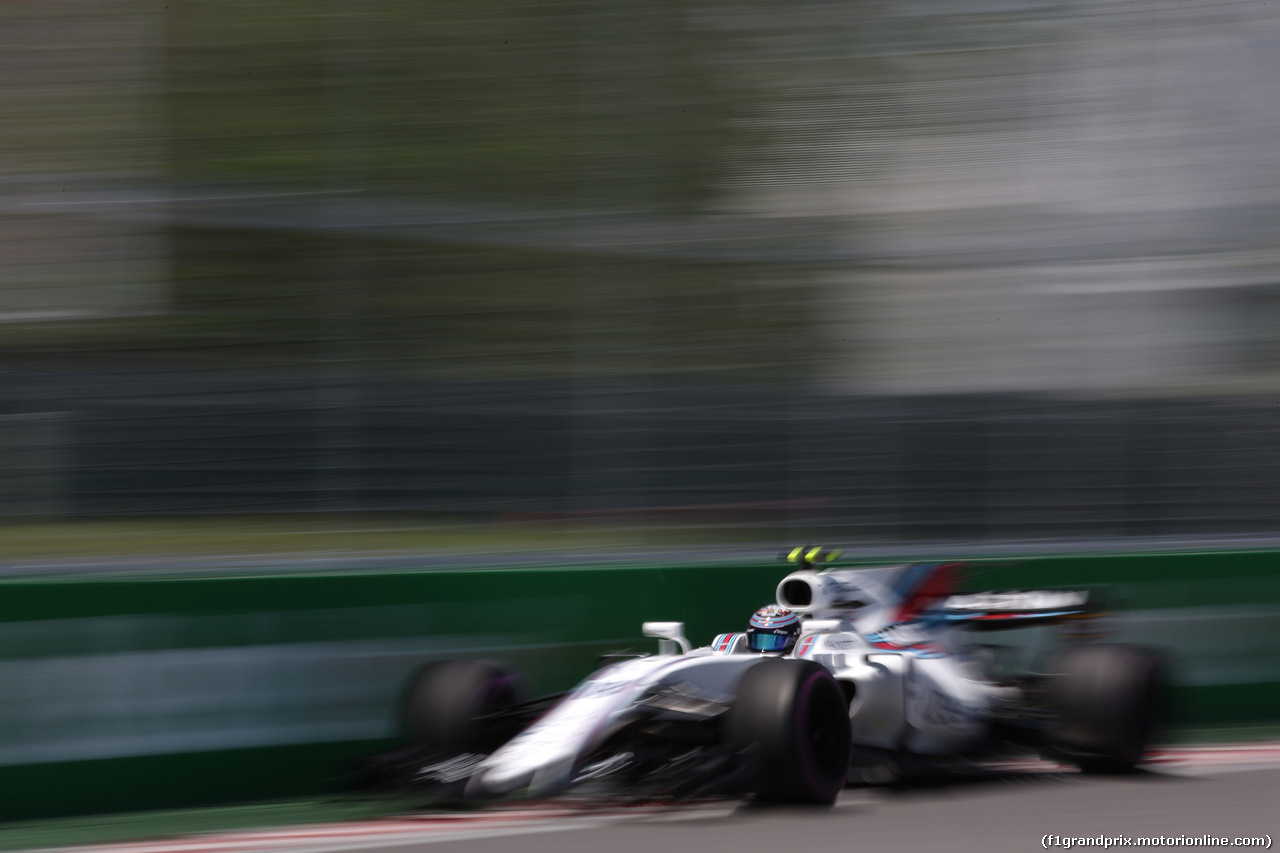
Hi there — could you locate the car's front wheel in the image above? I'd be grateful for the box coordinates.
[400,659,525,756]
[726,659,853,804]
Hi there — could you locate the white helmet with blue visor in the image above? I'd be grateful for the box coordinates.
[746,604,801,654]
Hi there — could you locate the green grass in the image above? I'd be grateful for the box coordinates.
[0,516,793,566]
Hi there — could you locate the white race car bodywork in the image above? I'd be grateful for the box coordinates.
[471,654,761,797]
[469,563,1038,799]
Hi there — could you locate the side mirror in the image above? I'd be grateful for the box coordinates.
[642,621,691,655]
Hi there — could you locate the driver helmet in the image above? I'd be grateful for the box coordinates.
[746,604,801,654]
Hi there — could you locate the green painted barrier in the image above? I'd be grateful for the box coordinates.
[0,563,786,820]
[0,549,1277,821]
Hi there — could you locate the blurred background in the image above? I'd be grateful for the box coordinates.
[4,0,1280,558]
[5,0,1280,827]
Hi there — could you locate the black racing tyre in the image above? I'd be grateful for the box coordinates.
[1046,643,1164,773]
[400,660,524,755]
[726,659,853,805]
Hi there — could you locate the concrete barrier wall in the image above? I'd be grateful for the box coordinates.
[0,550,1277,820]
[0,563,782,820]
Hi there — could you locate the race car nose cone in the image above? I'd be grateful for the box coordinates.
[465,764,535,799]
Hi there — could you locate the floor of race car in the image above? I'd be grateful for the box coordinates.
[12,743,1280,853]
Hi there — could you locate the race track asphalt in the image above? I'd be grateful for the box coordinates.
[56,751,1276,853]
[409,765,1277,853]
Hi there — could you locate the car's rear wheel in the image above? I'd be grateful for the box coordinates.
[1045,643,1163,773]
[727,659,852,804]
[400,660,524,755]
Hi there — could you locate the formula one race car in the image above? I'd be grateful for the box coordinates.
[369,550,1163,805]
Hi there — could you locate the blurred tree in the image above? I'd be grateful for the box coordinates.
[150,0,815,380]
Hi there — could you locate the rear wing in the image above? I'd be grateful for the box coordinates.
[933,589,1095,630]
